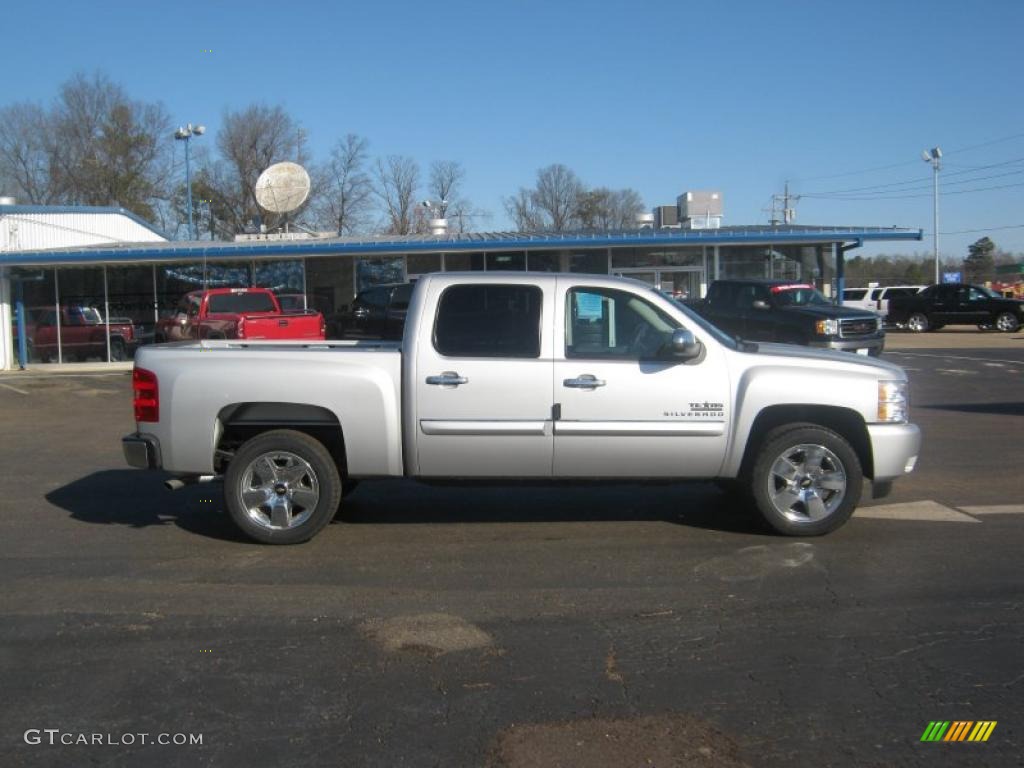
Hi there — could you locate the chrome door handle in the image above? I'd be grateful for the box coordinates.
[426,371,469,386]
[563,375,606,389]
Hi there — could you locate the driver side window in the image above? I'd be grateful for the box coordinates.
[565,288,679,360]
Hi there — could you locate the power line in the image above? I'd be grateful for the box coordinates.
[790,131,1024,184]
[803,168,1024,199]
[802,179,1024,202]
[927,223,1024,235]
[800,156,1024,196]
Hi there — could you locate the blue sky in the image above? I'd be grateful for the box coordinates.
[5,0,1024,258]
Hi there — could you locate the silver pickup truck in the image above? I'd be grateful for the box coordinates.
[123,272,920,544]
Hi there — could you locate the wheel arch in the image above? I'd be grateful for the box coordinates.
[214,402,347,477]
[735,405,873,480]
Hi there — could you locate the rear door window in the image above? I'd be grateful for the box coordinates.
[434,284,542,358]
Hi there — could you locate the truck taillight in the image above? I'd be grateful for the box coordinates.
[133,367,159,422]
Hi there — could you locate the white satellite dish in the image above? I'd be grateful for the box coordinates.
[254,161,311,214]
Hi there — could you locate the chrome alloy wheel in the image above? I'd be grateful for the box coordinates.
[766,443,847,524]
[906,313,929,332]
[238,451,321,531]
[995,312,1020,332]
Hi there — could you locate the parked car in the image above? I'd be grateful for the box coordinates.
[887,282,1024,332]
[326,283,413,340]
[154,288,325,342]
[691,279,885,356]
[24,305,139,362]
[842,285,926,320]
[123,272,920,544]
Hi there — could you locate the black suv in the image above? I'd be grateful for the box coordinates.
[692,279,884,356]
[326,283,413,340]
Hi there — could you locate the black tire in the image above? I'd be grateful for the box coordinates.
[224,429,341,544]
[994,312,1020,333]
[906,312,930,333]
[750,423,862,536]
[109,337,127,362]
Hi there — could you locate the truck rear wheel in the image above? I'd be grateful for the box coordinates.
[906,312,930,332]
[225,429,341,544]
[750,424,862,536]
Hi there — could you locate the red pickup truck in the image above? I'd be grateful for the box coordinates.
[26,305,139,362]
[155,288,325,342]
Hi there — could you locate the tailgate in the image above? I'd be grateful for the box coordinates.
[241,312,323,340]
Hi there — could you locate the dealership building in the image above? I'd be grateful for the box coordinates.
[0,201,922,369]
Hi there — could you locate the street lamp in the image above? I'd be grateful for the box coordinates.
[921,146,942,284]
[174,123,205,240]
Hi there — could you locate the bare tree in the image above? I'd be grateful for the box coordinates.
[49,73,173,219]
[0,103,57,204]
[210,103,304,234]
[314,133,372,235]
[373,155,420,235]
[578,187,645,229]
[503,188,543,231]
[427,160,465,219]
[532,164,583,231]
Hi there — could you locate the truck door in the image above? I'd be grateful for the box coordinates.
[553,280,730,478]
[414,279,555,477]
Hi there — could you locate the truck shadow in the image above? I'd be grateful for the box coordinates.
[47,472,771,538]
[45,470,247,542]
[339,480,772,535]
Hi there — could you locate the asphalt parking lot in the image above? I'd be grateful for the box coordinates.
[1,332,1022,767]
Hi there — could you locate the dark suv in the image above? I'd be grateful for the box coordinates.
[326,283,413,340]
[692,279,885,356]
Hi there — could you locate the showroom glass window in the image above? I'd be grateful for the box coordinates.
[433,284,542,358]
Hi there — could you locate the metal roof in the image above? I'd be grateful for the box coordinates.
[0,204,170,241]
[0,224,922,267]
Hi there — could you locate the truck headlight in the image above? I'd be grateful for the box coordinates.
[815,319,839,336]
[878,380,908,422]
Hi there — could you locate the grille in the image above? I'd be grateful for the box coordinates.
[840,317,878,338]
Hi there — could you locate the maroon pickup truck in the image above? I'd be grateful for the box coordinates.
[27,305,139,361]
[154,288,325,342]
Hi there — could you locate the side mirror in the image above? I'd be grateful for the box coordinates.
[670,329,702,360]
[752,300,770,310]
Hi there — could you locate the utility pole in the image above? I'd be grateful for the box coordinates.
[767,181,800,225]
[922,147,942,284]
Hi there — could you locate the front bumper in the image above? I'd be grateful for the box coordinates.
[122,433,162,469]
[809,336,885,356]
[867,422,921,482]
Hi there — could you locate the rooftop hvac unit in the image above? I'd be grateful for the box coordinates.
[654,205,679,228]
[678,191,723,219]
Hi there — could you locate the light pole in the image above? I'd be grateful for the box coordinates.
[922,146,942,284]
[174,123,205,240]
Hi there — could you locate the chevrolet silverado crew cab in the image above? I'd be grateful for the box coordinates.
[123,273,920,544]
[693,279,885,356]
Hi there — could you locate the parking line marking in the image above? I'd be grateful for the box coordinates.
[855,500,980,523]
[0,382,29,395]
[958,505,1024,515]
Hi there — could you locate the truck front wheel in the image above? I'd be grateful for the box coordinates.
[750,424,862,536]
[225,429,342,544]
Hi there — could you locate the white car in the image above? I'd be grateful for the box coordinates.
[842,285,926,319]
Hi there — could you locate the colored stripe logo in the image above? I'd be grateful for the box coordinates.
[920,721,997,742]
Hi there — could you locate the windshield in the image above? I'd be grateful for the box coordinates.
[771,285,830,307]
